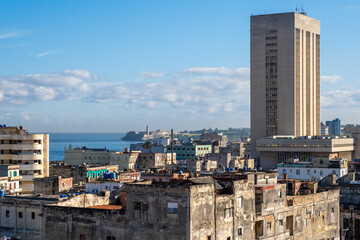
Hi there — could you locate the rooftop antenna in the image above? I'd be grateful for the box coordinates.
[295,5,299,13]
[300,3,307,15]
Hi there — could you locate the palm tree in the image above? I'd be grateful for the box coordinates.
[142,140,152,153]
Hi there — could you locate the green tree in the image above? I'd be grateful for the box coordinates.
[142,140,152,153]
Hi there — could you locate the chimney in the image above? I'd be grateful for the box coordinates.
[171,129,174,164]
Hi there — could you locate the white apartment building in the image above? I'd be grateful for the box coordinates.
[277,157,348,181]
[85,180,124,194]
[0,125,49,193]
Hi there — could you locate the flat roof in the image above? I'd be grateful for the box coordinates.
[87,205,122,210]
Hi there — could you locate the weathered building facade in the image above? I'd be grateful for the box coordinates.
[43,172,340,240]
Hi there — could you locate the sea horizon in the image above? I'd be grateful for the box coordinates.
[49,132,142,162]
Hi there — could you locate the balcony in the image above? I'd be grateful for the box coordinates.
[0,144,12,150]
[12,144,43,151]
[0,154,12,160]
[9,176,22,181]
[12,154,43,161]
[19,164,43,171]
[21,174,41,181]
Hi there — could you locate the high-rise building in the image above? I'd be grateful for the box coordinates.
[326,118,341,135]
[0,125,49,193]
[251,12,321,158]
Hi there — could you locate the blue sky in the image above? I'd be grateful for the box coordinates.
[0,0,359,132]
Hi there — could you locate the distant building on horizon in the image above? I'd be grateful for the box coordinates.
[326,118,341,135]
[321,122,329,135]
[251,12,321,160]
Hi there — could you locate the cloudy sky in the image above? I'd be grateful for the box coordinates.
[0,0,359,133]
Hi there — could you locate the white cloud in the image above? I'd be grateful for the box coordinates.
[0,32,20,40]
[140,71,166,78]
[321,88,360,108]
[36,50,59,57]
[0,70,96,104]
[321,75,342,83]
[183,67,249,76]
[0,67,250,114]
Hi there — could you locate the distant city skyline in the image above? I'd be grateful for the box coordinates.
[1,0,359,132]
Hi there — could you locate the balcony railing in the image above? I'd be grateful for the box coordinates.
[12,154,43,161]
[19,164,43,171]
[9,176,22,181]
[12,144,43,151]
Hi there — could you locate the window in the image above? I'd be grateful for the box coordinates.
[134,202,149,210]
[238,197,242,207]
[307,170,310,175]
[296,169,300,175]
[238,228,243,236]
[31,212,35,219]
[290,169,293,173]
[106,237,116,240]
[331,207,335,213]
[224,208,233,218]
[6,210,9,217]
[332,170,336,175]
[80,234,87,240]
[207,236,211,240]
[18,212,23,218]
[320,170,323,176]
[278,191,282,198]
[266,29,277,34]
[266,222,272,229]
[279,219,283,226]
[227,237,231,240]
[167,202,178,214]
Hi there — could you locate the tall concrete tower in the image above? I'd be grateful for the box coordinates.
[250,12,320,158]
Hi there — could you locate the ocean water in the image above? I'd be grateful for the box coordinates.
[49,132,141,161]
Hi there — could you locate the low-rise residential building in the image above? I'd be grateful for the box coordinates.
[0,193,110,240]
[43,171,340,240]
[208,153,231,168]
[256,135,354,169]
[141,172,189,182]
[136,153,175,170]
[199,129,228,147]
[186,159,217,172]
[110,151,140,170]
[230,157,255,170]
[319,172,360,239]
[49,164,119,184]
[0,165,22,194]
[166,139,212,160]
[63,145,111,165]
[0,195,61,239]
[34,176,73,195]
[130,142,167,153]
[277,157,348,181]
[85,180,124,194]
[220,141,244,158]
